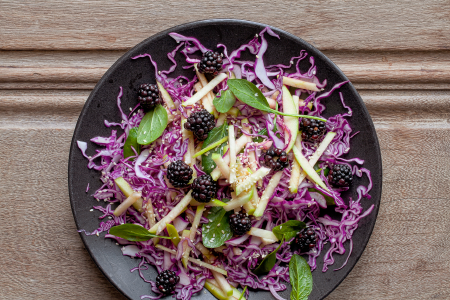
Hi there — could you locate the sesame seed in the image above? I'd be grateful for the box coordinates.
[90,209,93,212]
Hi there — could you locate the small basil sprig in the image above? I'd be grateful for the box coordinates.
[109,224,171,242]
[227,79,326,122]
[137,104,168,145]
[213,89,236,113]
[202,202,233,248]
[123,127,141,160]
[289,254,313,300]
[253,237,285,275]
[201,123,228,174]
[272,220,306,241]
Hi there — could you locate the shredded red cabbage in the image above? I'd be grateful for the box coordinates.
[78,27,374,300]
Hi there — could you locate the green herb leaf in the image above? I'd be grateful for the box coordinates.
[137,104,168,145]
[272,220,306,241]
[289,254,313,300]
[201,123,228,174]
[202,203,233,248]
[253,237,284,275]
[213,89,236,113]
[308,188,335,205]
[123,127,141,160]
[227,79,326,122]
[109,224,171,242]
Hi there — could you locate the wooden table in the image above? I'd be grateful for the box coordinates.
[1,1,449,299]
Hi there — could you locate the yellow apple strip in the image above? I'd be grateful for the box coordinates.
[228,125,237,184]
[283,76,319,92]
[283,86,299,153]
[298,131,337,185]
[183,73,228,106]
[156,81,176,110]
[223,189,254,212]
[210,134,249,180]
[155,245,228,275]
[113,192,142,216]
[149,190,192,234]
[248,227,278,241]
[293,146,329,191]
[253,171,283,217]
[212,271,233,296]
[114,177,143,212]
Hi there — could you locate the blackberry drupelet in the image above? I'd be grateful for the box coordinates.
[138,83,162,111]
[229,210,252,236]
[327,164,353,187]
[191,174,217,203]
[299,118,327,143]
[156,270,179,294]
[166,160,193,187]
[263,147,289,171]
[184,109,215,141]
[290,227,318,253]
[197,51,223,75]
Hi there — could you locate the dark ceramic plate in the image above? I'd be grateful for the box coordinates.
[68,19,382,300]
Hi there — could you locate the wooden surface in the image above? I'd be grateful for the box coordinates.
[1,1,449,299]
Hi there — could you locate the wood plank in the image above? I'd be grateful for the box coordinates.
[1,51,450,89]
[0,1,449,51]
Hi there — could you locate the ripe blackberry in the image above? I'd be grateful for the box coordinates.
[156,270,179,294]
[138,83,162,111]
[327,164,353,187]
[167,160,193,187]
[300,118,327,143]
[290,227,318,253]
[197,51,223,75]
[184,109,215,141]
[263,147,289,171]
[191,174,217,203]
[229,210,252,236]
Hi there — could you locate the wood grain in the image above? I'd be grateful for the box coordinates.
[0,1,450,51]
[0,1,449,299]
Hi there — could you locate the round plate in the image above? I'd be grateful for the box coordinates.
[68,19,382,300]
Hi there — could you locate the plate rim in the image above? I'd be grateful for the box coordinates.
[68,18,382,300]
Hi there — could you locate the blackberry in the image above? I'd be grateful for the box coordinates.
[263,147,289,171]
[184,109,215,141]
[229,210,252,236]
[156,270,179,294]
[290,227,318,253]
[138,83,162,111]
[197,51,223,75]
[167,160,193,187]
[327,164,353,187]
[191,174,217,203]
[300,118,327,143]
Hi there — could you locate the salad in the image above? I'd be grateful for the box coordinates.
[77,27,374,300]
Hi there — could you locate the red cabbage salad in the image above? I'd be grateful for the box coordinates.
[77,27,374,300]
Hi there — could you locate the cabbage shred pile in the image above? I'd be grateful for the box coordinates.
[78,27,374,300]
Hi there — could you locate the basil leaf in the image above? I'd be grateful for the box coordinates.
[201,123,228,174]
[289,254,313,300]
[272,220,306,242]
[123,127,141,160]
[109,224,171,242]
[202,204,233,248]
[308,188,335,205]
[137,104,168,145]
[213,89,236,113]
[228,79,325,121]
[253,237,284,275]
